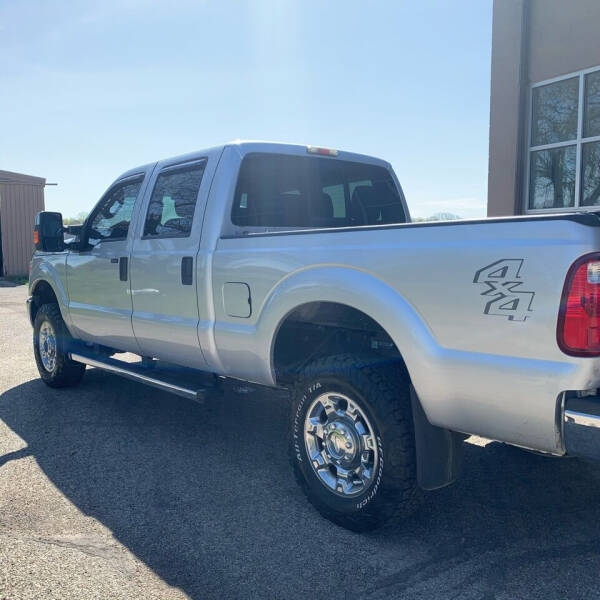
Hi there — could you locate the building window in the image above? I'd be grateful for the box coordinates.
[527,66,600,211]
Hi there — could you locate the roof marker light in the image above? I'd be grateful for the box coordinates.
[307,146,338,157]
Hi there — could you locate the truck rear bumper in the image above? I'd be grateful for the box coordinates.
[564,395,600,460]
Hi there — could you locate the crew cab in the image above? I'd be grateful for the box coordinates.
[28,140,600,531]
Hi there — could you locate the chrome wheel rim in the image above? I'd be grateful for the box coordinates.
[38,320,57,373]
[304,392,378,497]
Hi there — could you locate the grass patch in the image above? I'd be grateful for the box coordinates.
[3,275,28,285]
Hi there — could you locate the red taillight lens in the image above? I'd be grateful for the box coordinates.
[558,253,600,356]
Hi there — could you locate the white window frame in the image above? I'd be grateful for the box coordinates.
[525,64,600,213]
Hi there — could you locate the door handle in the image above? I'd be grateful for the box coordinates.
[119,257,128,281]
[181,256,193,285]
[110,258,118,264]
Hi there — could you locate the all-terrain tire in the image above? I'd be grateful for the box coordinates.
[33,303,86,388]
[289,354,421,531]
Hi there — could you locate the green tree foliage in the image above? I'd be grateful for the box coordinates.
[62,211,89,225]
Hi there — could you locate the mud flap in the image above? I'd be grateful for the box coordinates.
[410,386,465,490]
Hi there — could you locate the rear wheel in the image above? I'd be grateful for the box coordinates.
[289,354,421,531]
[33,303,86,388]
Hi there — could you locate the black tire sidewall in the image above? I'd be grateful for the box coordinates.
[34,306,59,382]
[291,372,392,520]
[33,303,82,386]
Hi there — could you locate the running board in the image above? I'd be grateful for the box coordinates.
[69,352,215,403]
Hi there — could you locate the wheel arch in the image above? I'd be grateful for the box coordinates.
[272,300,408,384]
[262,266,440,394]
[29,276,67,326]
[263,267,465,490]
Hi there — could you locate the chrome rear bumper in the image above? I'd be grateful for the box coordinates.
[564,395,600,460]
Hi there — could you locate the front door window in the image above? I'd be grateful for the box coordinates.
[87,176,144,245]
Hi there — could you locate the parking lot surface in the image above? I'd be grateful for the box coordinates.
[2,284,600,599]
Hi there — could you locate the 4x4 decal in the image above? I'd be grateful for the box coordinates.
[473,259,534,321]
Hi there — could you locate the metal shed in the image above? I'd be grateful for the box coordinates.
[0,169,46,277]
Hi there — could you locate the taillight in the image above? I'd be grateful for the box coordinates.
[558,253,600,356]
[33,230,39,245]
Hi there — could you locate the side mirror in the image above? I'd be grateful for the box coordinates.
[34,212,65,252]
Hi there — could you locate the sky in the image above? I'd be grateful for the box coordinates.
[1,0,492,220]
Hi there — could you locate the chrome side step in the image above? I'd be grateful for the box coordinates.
[70,352,212,403]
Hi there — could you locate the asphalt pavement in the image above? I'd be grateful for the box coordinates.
[1,284,600,599]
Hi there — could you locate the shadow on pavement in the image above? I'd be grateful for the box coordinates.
[2,370,600,599]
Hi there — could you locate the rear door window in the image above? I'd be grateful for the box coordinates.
[231,153,405,229]
[143,161,207,238]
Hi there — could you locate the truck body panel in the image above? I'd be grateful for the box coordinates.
[28,141,600,459]
[128,147,224,368]
[210,218,600,454]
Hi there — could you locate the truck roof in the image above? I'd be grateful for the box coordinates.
[115,140,392,182]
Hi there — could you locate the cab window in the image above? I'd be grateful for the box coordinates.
[143,161,206,238]
[231,153,405,229]
[88,176,144,244]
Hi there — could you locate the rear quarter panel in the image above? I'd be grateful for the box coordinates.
[209,216,600,454]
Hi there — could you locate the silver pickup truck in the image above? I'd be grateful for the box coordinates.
[27,140,600,531]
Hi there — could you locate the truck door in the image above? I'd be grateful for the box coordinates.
[129,157,212,368]
[66,173,148,352]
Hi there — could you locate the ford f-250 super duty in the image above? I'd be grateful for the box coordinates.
[27,141,600,531]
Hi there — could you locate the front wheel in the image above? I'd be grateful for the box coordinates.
[33,303,86,388]
[289,354,421,531]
